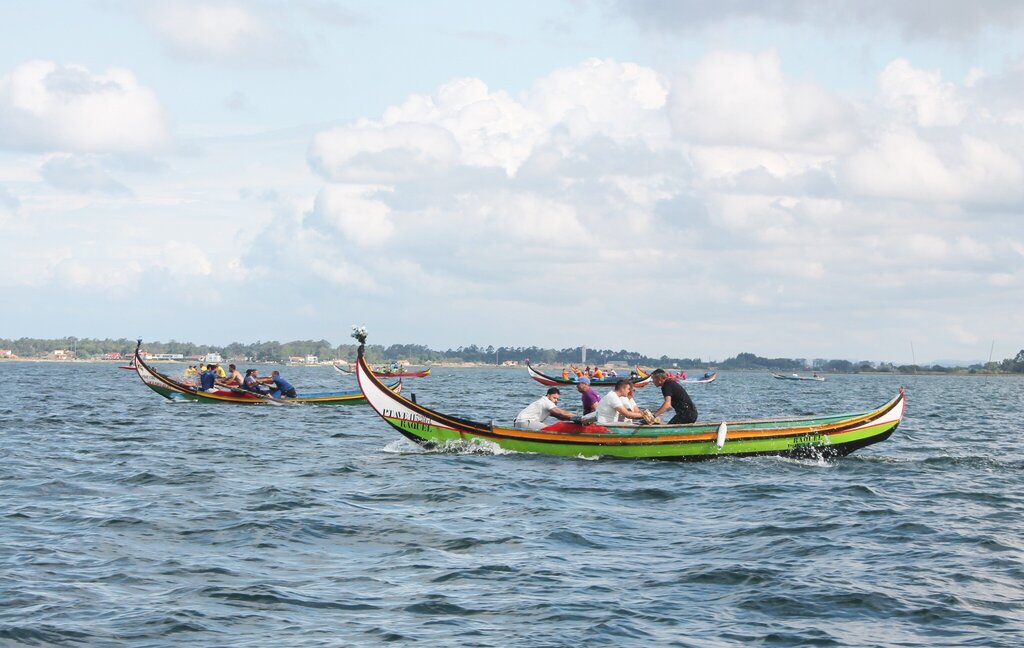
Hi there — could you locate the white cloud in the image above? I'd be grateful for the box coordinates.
[528,58,671,146]
[143,1,305,66]
[40,154,131,195]
[0,61,170,154]
[842,130,1024,203]
[668,50,858,154]
[616,1,1024,42]
[878,59,967,127]
[312,184,395,246]
[310,60,672,180]
[308,121,461,183]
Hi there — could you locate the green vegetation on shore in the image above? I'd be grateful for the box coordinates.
[2,337,1023,374]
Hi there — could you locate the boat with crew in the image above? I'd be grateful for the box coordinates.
[526,363,651,388]
[356,332,904,461]
[132,341,400,405]
[772,372,826,382]
[646,369,718,383]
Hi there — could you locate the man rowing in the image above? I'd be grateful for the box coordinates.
[513,387,575,430]
[650,369,698,424]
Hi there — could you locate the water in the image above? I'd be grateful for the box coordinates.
[1,362,1022,646]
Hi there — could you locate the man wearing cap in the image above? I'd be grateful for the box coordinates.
[513,387,575,431]
[575,375,600,415]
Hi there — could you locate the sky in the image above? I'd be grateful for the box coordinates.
[1,0,1023,364]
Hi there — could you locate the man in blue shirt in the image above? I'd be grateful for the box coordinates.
[267,370,297,399]
[199,365,218,391]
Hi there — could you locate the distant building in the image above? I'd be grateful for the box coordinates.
[502,360,519,366]
[103,352,123,360]
[202,353,222,364]
[0,349,13,358]
[151,353,185,361]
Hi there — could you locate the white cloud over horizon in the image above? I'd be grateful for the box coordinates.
[0,2,1022,363]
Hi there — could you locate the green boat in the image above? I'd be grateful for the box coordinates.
[355,335,905,461]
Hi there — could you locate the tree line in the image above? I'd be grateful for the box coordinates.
[2,337,1023,373]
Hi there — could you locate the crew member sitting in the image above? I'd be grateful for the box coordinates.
[513,387,575,431]
[242,369,268,394]
[575,375,600,415]
[199,365,218,392]
[220,364,243,387]
[595,380,647,424]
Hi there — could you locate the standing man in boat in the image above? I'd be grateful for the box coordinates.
[650,369,698,424]
[575,375,600,415]
[513,387,575,430]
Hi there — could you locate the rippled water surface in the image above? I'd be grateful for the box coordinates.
[2,362,1022,646]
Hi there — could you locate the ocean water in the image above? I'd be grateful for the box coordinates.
[1,362,1022,647]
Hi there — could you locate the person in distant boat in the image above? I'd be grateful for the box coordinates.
[262,370,297,399]
[215,364,227,379]
[595,380,647,424]
[650,369,698,424]
[594,367,604,379]
[575,375,601,415]
[199,365,218,392]
[184,365,198,378]
[513,387,575,431]
[220,363,243,387]
[680,370,687,380]
[562,368,570,380]
[702,372,712,380]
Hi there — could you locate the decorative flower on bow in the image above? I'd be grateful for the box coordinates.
[351,325,368,345]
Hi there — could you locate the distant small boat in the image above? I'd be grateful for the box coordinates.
[118,362,136,370]
[660,371,718,384]
[370,367,430,378]
[527,363,651,388]
[131,340,399,405]
[772,372,826,382]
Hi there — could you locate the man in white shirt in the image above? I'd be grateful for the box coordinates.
[596,380,647,425]
[618,383,642,423]
[513,387,575,430]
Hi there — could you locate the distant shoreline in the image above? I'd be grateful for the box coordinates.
[1,358,1019,377]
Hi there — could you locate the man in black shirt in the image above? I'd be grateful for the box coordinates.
[650,369,698,424]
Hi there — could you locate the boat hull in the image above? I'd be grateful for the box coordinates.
[359,343,904,461]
